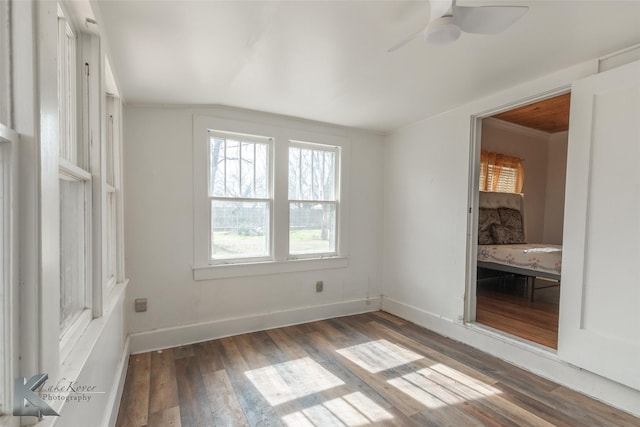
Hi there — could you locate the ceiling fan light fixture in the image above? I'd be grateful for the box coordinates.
[425,16,461,45]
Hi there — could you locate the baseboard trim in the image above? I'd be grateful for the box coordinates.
[130,297,381,354]
[103,336,130,427]
[381,297,640,417]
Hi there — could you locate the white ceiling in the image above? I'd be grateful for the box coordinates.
[94,0,640,133]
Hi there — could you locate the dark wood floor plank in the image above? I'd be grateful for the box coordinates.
[116,353,151,427]
[149,349,179,415]
[115,312,639,427]
[194,340,224,375]
[174,356,215,427]
[146,406,181,427]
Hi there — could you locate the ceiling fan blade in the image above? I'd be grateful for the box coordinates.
[454,5,528,35]
[387,0,454,53]
[387,28,424,52]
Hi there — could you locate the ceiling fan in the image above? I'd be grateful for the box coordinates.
[388,0,529,51]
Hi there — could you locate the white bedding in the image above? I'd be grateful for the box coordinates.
[478,243,562,277]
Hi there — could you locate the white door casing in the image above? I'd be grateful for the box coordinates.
[559,59,640,391]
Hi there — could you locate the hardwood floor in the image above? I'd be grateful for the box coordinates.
[476,276,560,349]
[115,312,639,427]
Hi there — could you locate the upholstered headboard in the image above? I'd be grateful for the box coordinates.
[479,191,527,242]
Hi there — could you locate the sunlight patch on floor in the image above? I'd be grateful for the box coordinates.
[245,357,344,406]
[388,364,501,409]
[281,392,394,426]
[336,339,423,373]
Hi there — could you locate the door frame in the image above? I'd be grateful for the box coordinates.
[464,86,571,325]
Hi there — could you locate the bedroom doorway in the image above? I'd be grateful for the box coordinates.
[468,92,570,350]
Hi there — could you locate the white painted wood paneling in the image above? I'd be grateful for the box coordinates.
[559,59,640,391]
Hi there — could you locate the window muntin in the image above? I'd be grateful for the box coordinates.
[288,142,339,257]
[209,132,272,261]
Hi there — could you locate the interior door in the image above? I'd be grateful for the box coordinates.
[559,59,640,390]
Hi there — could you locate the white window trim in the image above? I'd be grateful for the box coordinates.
[0,123,17,416]
[193,115,350,280]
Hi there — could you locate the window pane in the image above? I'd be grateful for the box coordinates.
[106,192,116,281]
[60,179,86,333]
[289,146,336,201]
[210,137,269,198]
[288,146,300,199]
[211,200,269,259]
[289,202,336,255]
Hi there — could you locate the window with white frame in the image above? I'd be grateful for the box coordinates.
[58,6,91,341]
[288,142,339,257]
[208,131,271,262]
[105,95,118,290]
[193,116,349,278]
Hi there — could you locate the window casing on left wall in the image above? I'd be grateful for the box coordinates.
[57,5,93,361]
[0,0,17,415]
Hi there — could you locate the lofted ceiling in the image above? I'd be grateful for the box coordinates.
[94,1,640,133]
[492,92,571,134]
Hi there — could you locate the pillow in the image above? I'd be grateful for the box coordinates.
[490,224,525,244]
[478,208,500,244]
[478,229,494,245]
[498,208,523,230]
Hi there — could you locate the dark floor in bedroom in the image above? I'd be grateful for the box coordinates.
[115,311,639,427]
[476,274,560,349]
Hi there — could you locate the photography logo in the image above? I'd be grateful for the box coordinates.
[13,374,59,418]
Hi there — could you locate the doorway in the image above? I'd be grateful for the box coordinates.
[468,92,570,349]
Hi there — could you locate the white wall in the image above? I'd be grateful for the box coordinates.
[481,119,550,242]
[124,106,384,352]
[382,60,640,416]
[543,131,568,244]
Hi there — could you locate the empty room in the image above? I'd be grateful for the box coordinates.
[1,1,640,426]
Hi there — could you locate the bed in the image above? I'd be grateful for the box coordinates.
[477,191,561,300]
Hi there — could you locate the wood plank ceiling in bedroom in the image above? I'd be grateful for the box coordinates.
[492,92,571,133]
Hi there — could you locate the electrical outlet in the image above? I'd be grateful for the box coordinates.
[134,298,147,312]
[316,281,323,292]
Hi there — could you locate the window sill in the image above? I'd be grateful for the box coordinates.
[193,256,349,280]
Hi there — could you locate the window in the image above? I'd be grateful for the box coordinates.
[479,150,524,193]
[105,95,119,291]
[58,6,92,347]
[209,131,271,262]
[193,116,349,279]
[288,142,339,257]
